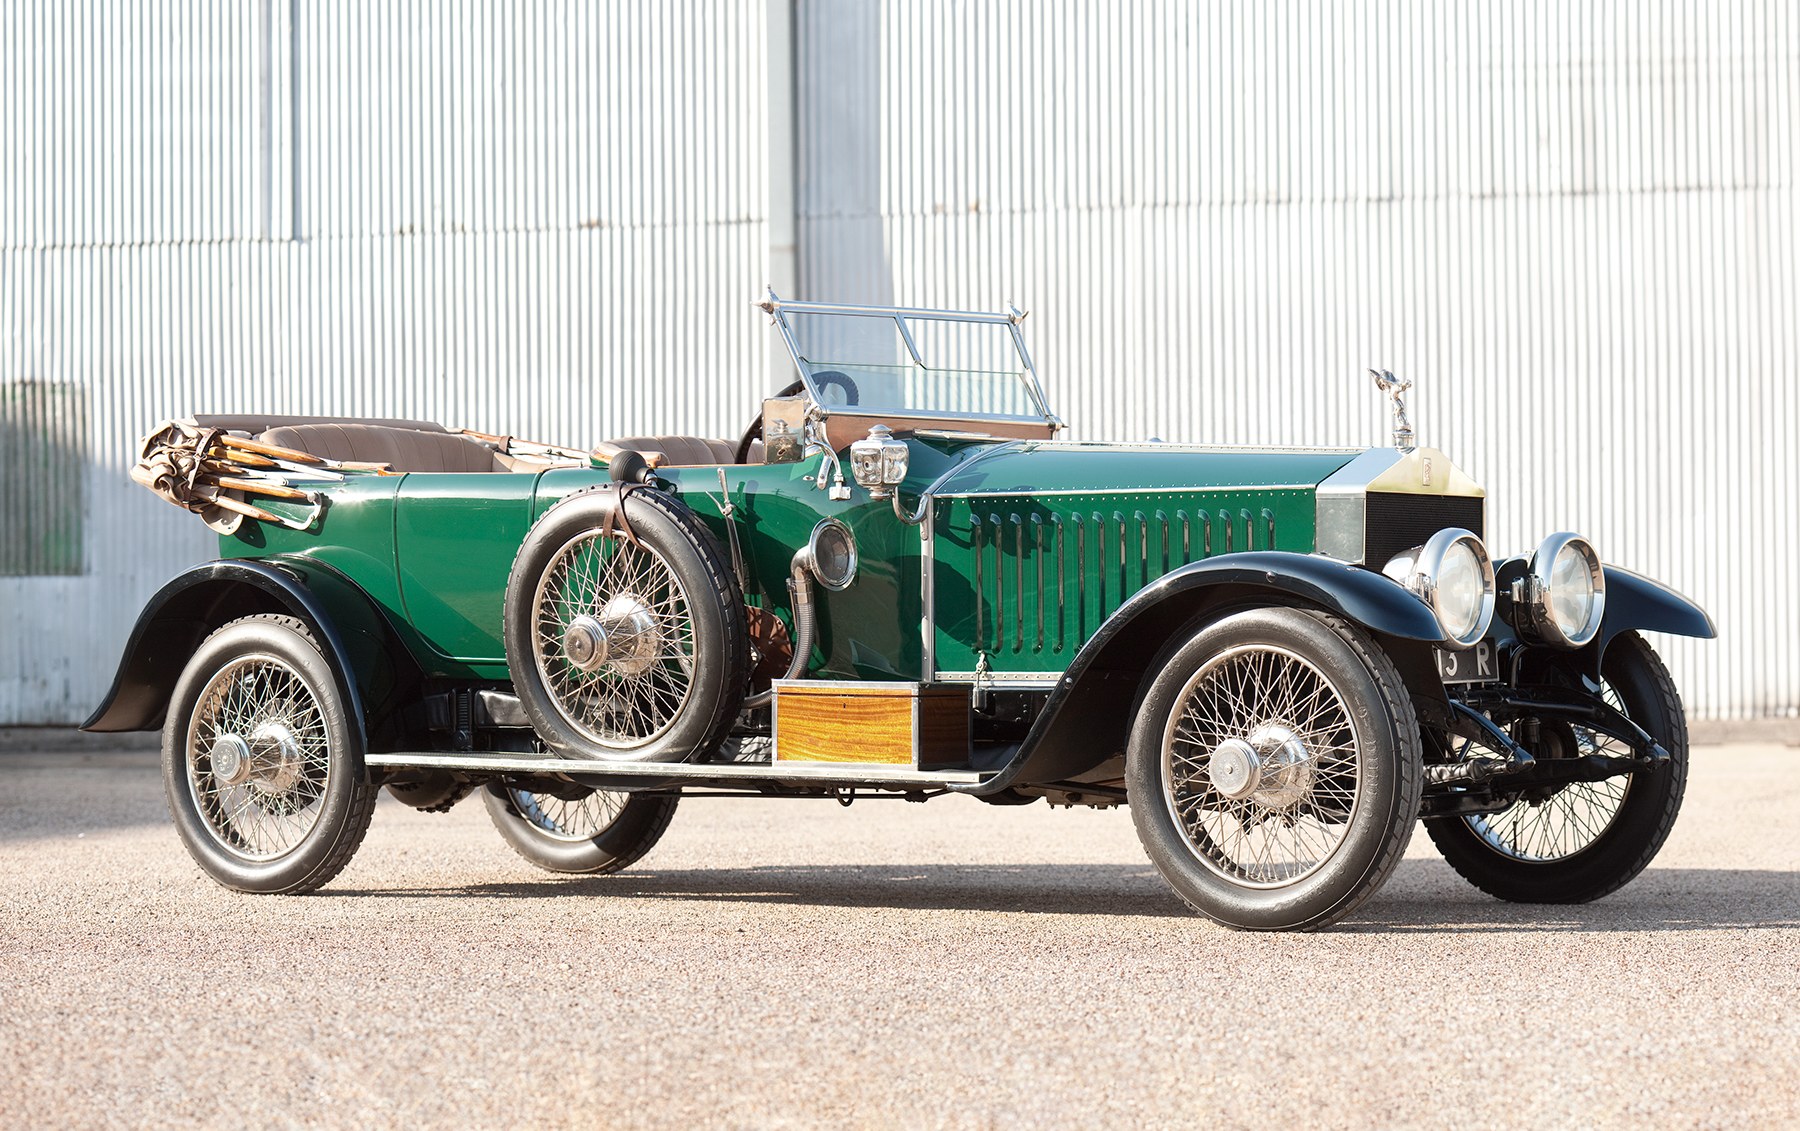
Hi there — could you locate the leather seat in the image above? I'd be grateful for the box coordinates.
[258,423,509,473]
[598,435,740,467]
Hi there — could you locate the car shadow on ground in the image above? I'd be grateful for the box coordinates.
[342,860,1800,932]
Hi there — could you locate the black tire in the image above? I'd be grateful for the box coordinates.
[162,614,377,894]
[1126,608,1424,931]
[1424,631,1689,903]
[505,486,749,763]
[483,784,678,874]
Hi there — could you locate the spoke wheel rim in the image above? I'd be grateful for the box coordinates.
[186,654,332,862]
[531,527,697,750]
[507,788,628,842]
[1464,681,1633,862]
[1161,644,1365,889]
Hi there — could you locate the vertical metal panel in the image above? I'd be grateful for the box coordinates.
[1,0,1795,725]
[0,1,771,724]
[797,0,1799,721]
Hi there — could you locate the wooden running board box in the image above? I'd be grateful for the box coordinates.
[771,681,971,769]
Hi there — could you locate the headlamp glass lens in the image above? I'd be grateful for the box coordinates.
[1548,542,1597,640]
[1436,539,1486,641]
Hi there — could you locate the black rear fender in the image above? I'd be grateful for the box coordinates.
[81,558,412,742]
[965,552,1450,795]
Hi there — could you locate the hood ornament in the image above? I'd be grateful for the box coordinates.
[1369,369,1415,450]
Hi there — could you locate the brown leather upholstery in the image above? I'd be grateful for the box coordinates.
[259,423,509,473]
[600,435,740,467]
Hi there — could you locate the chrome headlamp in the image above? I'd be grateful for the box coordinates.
[793,518,858,591]
[1382,528,1496,648]
[1511,532,1605,649]
[847,425,909,499]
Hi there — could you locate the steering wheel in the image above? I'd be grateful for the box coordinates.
[734,371,860,463]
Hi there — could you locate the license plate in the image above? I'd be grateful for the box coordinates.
[1436,639,1498,684]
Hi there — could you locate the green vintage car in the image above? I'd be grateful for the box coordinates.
[86,295,1714,930]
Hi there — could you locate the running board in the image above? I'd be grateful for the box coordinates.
[364,751,988,788]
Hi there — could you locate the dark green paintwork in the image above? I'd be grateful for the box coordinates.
[932,486,1319,675]
[930,442,1358,495]
[218,434,1367,687]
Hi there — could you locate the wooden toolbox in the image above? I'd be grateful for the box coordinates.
[771,681,971,769]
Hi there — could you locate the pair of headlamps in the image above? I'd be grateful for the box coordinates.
[1383,529,1604,650]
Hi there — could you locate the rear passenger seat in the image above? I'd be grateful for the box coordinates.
[195,414,748,473]
[257,422,511,473]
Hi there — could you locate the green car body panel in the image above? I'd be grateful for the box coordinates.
[216,438,1362,689]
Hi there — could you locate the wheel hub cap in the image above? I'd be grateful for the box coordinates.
[209,722,303,792]
[1207,724,1313,809]
[209,734,253,786]
[248,720,304,792]
[597,594,662,677]
[1207,738,1261,799]
[1244,722,1313,809]
[562,615,611,673]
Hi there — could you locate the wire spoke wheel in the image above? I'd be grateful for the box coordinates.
[186,655,332,860]
[1425,630,1689,904]
[504,787,629,843]
[1463,678,1632,862]
[163,614,376,894]
[1127,608,1421,931]
[484,784,679,875]
[531,529,697,750]
[506,488,750,764]
[1162,644,1363,887]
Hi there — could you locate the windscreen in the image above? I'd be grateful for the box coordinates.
[782,311,1044,421]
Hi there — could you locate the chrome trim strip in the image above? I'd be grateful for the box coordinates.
[932,674,1061,688]
[770,679,923,691]
[1314,447,1405,563]
[931,484,1319,500]
[921,497,937,679]
[366,751,986,786]
[991,441,1364,455]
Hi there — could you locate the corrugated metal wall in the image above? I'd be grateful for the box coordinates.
[2,1,1794,723]
[0,2,772,722]
[798,0,1798,721]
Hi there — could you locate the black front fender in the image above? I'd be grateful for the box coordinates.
[962,552,1447,795]
[81,559,388,743]
[1597,566,1715,646]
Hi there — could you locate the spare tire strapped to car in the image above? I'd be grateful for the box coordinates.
[503,484,750,764]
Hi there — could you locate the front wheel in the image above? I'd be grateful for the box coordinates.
[484,784,678,874]
[1126,608,1424,931]
[1424,631,1688,903]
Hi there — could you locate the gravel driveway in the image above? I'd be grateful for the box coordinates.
[2,740,1795,1129]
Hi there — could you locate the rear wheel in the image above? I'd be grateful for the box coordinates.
[1425,631,1688,903]
[1126,608,1423,931]
[484,784,677,874]
[162,614,376,893]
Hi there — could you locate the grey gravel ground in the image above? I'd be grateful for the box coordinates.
[2,742,1796,1130]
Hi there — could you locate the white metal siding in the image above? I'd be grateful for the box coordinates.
[797,0,1799,721]
[0,2,772,723]
[1,1,1794,723]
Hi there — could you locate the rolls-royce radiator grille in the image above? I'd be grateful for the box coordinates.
[1362,492,1486,570]
[968,506,1277,657]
